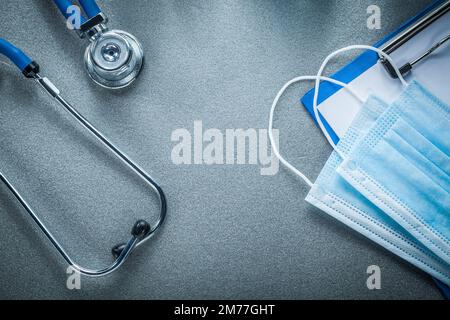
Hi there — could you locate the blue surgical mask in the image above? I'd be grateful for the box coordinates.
[306,95,450,285]
[338,80,450,265]
[268,45,450,287]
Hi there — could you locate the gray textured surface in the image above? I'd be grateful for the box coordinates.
[0,0,442,299]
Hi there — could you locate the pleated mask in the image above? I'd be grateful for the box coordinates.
[268,45,450,286]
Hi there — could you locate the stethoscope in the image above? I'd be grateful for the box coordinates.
[53,0,144,89]
[0,1,166,277]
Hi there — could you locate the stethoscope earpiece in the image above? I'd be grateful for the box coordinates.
[132,219,152,238]
[85,29,144,89]
[112,220,152,259]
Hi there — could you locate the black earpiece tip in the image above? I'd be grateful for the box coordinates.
[112,221,151,258]
[131,220,151,238]
[22,61,40,78]
[112,243,127,259]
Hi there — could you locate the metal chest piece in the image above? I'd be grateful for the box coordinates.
[81,14,144,89]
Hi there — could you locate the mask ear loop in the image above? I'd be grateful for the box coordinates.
[312,45,409,155]
[268,76,364,188]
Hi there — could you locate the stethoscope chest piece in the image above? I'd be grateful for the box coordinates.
[84,30,144,89]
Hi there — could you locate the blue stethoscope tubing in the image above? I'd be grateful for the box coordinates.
[0,37,167,277]
[0,1,102,69]
[53,0,101,21]
[0,38,32,72]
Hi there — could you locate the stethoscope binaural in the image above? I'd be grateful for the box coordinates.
[53,0,144,89]
[0,1,166,277]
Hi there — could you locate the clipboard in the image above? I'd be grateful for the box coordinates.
[301,0,450,297]
[301,0,450,144]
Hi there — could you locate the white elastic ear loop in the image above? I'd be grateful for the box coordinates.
[268,76,364,188]
[313,45,408,151]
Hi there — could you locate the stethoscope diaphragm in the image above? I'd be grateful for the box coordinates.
[84,30,144,89]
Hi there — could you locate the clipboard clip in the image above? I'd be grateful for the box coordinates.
[380,0,450,78]
[382,34,450,78]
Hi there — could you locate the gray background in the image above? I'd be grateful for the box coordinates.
[0,0,442,299]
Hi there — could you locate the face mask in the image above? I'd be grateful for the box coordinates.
[306,95,450,285]
[337,80,450,265]
[312,46,450,266]
[268,45,450,286]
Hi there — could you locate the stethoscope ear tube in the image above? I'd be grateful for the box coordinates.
[0,38,36,74]
[52,0,101,21]
[0,38,42,78]
[0,38,167,277]
[78,0,102,19]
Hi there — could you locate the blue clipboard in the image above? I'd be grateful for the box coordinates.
[301,0,446,145]
[301,0,450,299]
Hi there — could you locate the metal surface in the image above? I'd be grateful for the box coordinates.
[0,0,442,299]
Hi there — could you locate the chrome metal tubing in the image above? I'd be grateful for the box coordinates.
[0,74,167,277]
[409,34,450,67]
